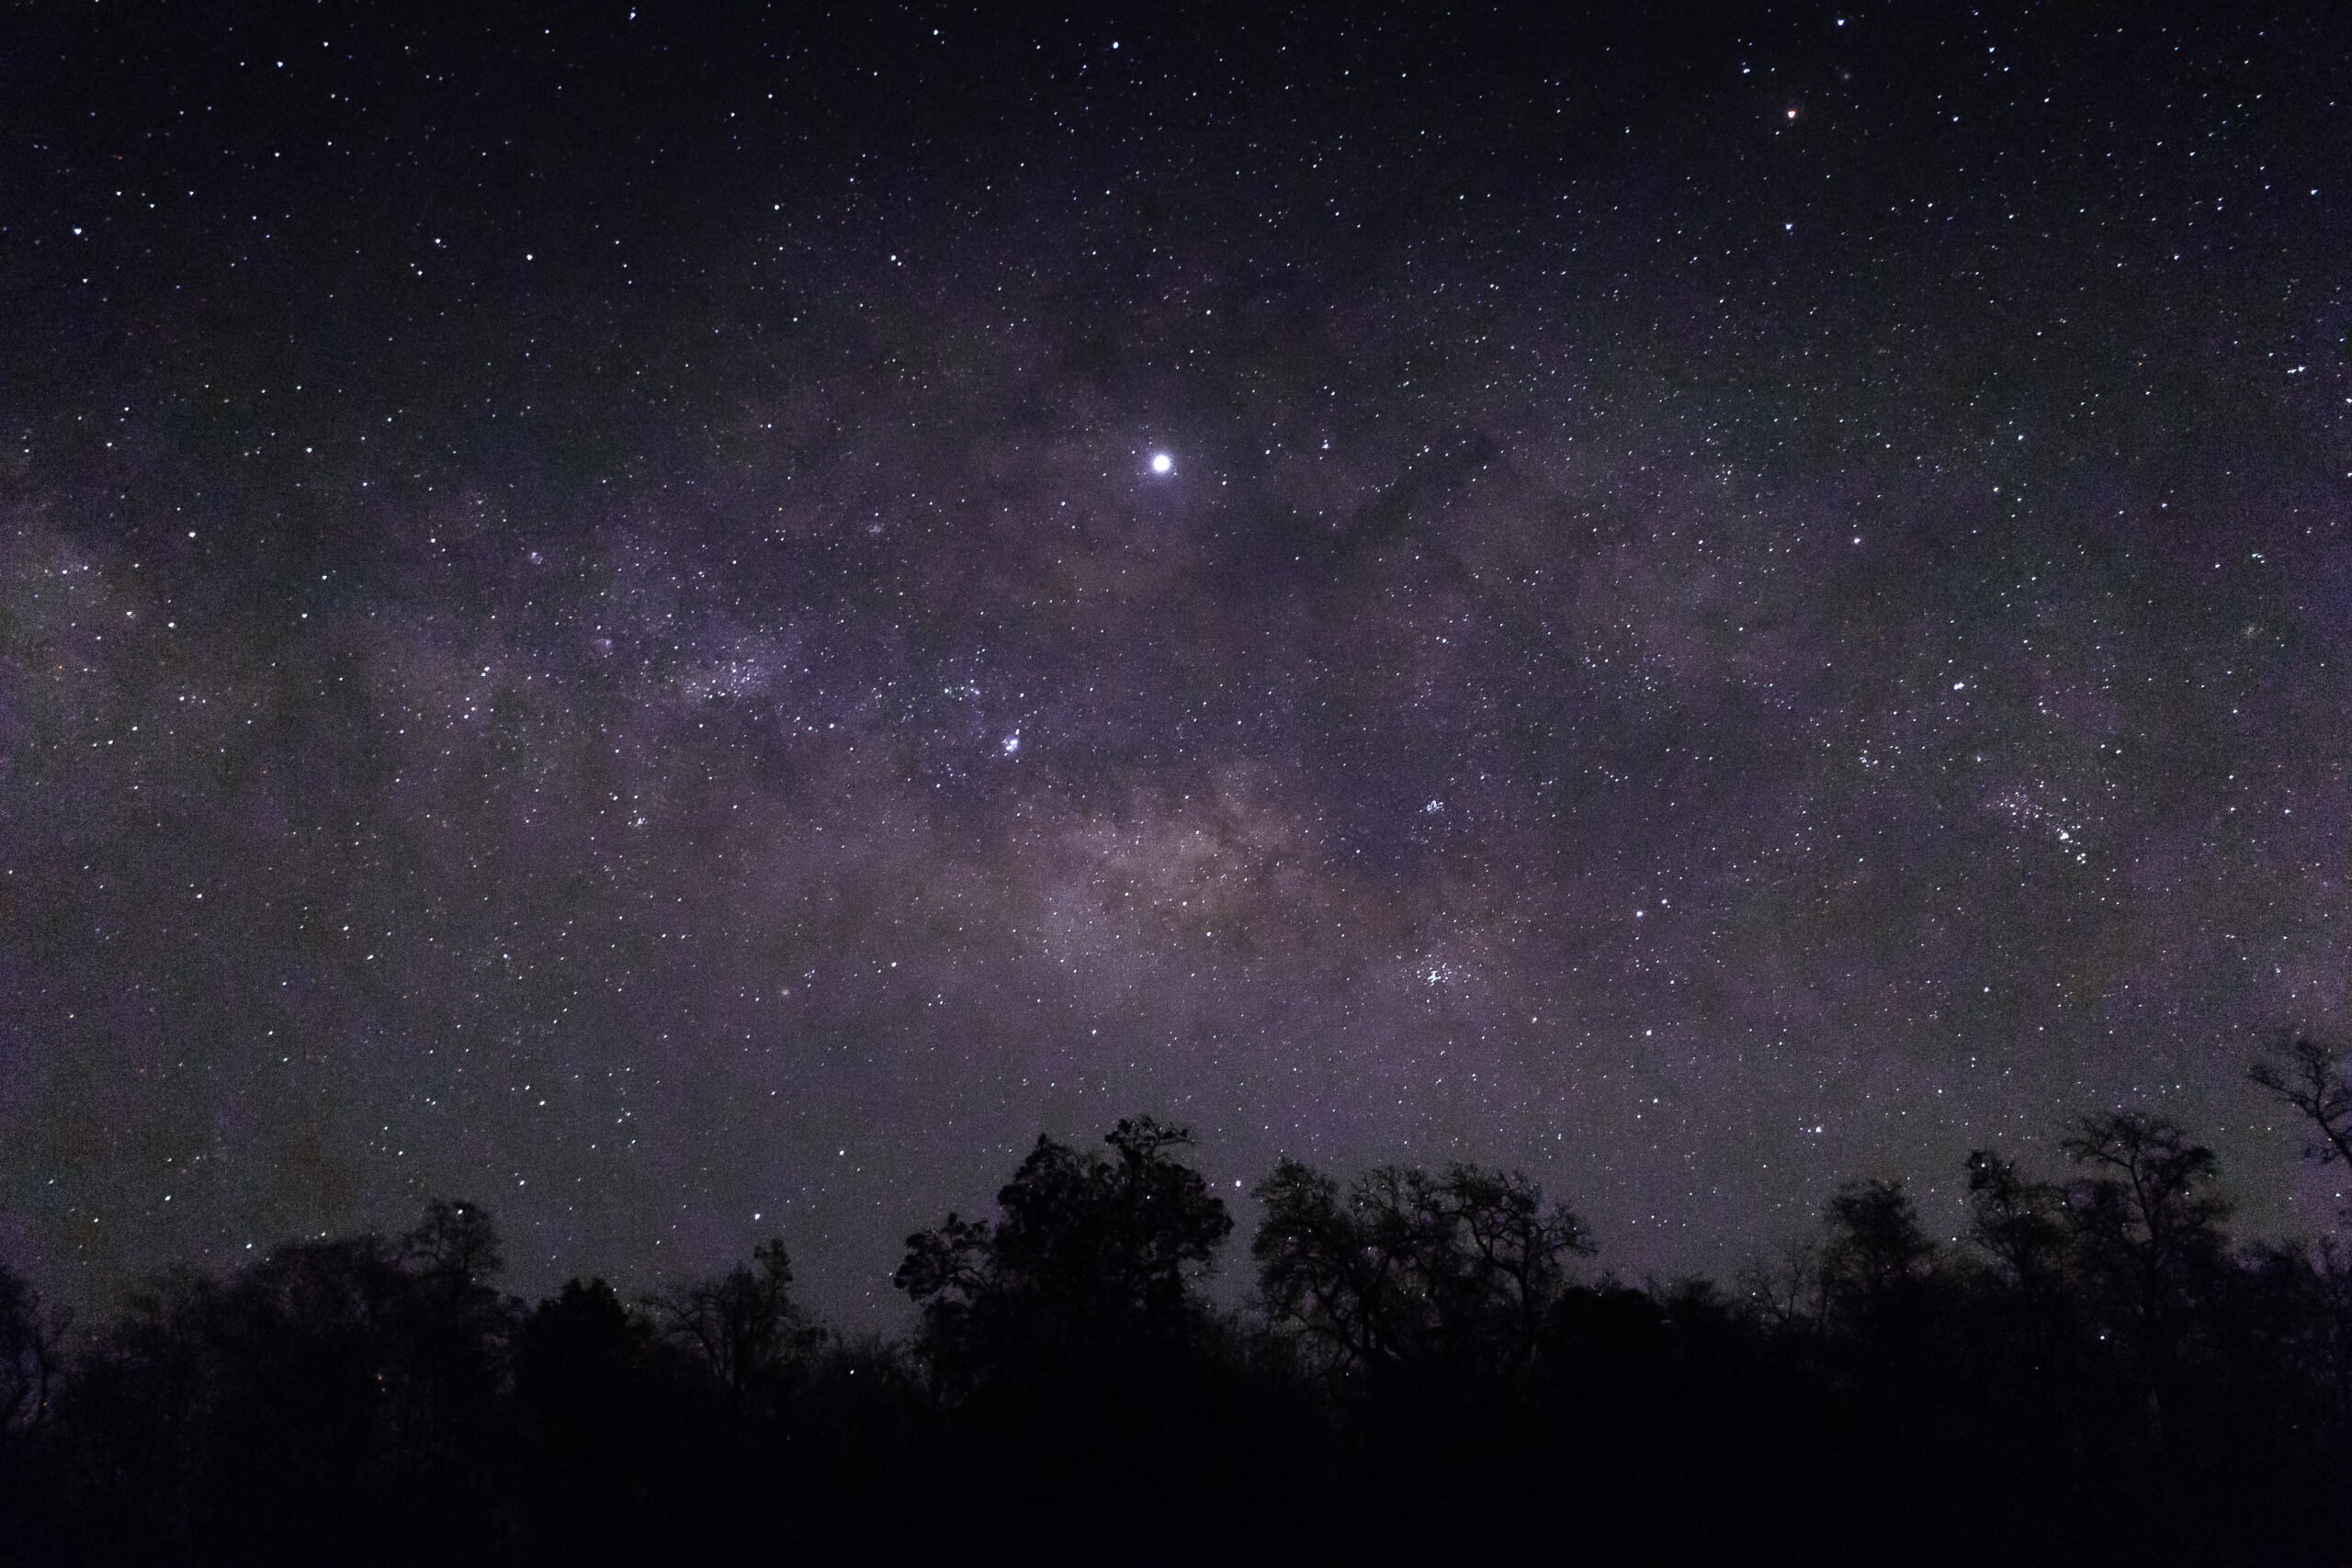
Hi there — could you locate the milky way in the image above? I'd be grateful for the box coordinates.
[4,4,2347,1325]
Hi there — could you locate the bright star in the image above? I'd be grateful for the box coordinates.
[1150,452,1173,474]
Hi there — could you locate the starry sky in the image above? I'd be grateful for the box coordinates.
[4,2,2348,1327]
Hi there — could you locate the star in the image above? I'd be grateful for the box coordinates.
[1150,452,1173,475]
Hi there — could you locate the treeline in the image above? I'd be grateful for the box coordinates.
[5,1041,2352,1566]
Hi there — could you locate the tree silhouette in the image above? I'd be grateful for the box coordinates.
[1814,1175,1951,1521]
[897,1117,1231,1382]
[1736,1235,1828,1338]
[388,1199,512,1498]
[2062,1111,2232,1429]
[888,1118,1241,1559]
[2251,1033,2352,1174]
[1252,1157,1591,1382]
[2063,1113,2230,1292]
[210,1232,420,1528]
[518,1277,652,1416]
[0,1264,65,1437]
[1962,1147,2080,1406]
[38,1201,515,1562]
[1820,1178,1936,1315]
[647,1238,821,1417]
[514,1278,664,1559]
[1965,1150,2071,1304]
[403,1196,504,1295]
[0,1264,68,1553]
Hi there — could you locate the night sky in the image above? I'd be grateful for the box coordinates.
[5,2,2348,1328]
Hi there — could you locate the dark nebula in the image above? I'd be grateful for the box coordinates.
[3,1,2346,1326]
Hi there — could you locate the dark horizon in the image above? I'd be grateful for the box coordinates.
[6,1083,2350,1565]
[5,1071,2342,1327]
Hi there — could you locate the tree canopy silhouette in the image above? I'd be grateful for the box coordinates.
[1965,1149,2071,1303]
[2252,1033,2352,1174]
[7,1103,2351,1568]
[896,1116,1232,1382]
[1252,1157,1592,1382]
[647,1237,821,1417]
[1819,1177,1937,1319]
[0,1264,63,1438]
[2061,1111,2233,1427]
